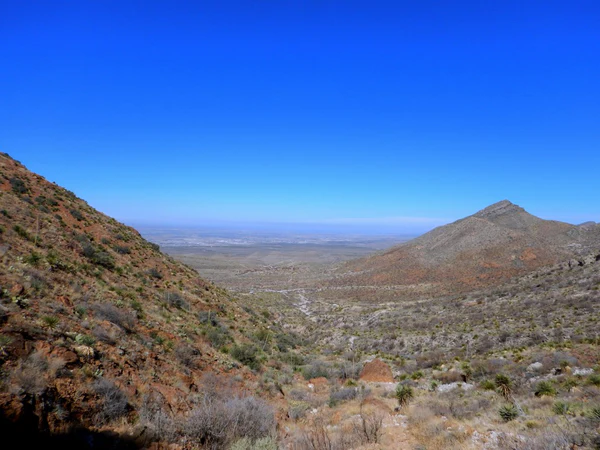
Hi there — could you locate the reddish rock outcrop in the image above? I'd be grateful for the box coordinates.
[359,358,394,383]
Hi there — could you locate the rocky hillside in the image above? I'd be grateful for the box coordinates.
[0,153,299,448]
[331,200,600,297]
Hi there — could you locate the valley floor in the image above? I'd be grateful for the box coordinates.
[158,231,600,449]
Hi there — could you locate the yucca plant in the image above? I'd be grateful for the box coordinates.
[499,404,519,422]
[534,381,557,397]
[42,315,59,329]
[495,374,512,399]
[395,383,414,408]
[552,401,571,416]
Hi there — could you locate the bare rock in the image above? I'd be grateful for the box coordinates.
[359,358,394,383]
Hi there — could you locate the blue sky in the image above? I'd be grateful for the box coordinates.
[1,1,599,233]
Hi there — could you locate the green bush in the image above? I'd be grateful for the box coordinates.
[411,370,424,380]
[147,267,162,279]
[395,383,414,407]
[534,381,557,397]
[113,245,131,255]
[588,374,600,386]
[498,404,519,422]
[590,406,600,422]
[69,208,84,221]
[13,224,31,241]
[82,243,115,269]
[206,327,230,348]
[9,177,28,194]
[231,344,261,370]
[301,361,330,380]
[480,379,496,390]
[552,401,571,416]
[24,251,42,266]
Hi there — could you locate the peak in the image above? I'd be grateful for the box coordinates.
[473,200,526,220]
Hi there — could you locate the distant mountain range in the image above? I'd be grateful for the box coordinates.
[333,200,600,295]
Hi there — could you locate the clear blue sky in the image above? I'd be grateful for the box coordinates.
[1,1,599,233]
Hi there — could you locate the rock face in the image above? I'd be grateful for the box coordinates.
[359,358,394,383]
[0,152,275,444]
[334,200,600,297]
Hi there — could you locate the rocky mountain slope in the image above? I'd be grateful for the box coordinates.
[331,200,600,297]
[0,153,299,448]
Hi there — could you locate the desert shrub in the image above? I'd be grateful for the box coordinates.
[552,401,571,415]
[9,177,28,194]
[434,370,463,384]
[11,351,50,395]
[395,383,414,407]
[480,379,496,390]
[24,251,42,267]
[25,268,47,292]
[139,392,177,443]
[183,394,275,449]
[82,243,115,269]
[164,291,186,309]
[274,331,302,352]
[279,352,305,367]
[69,208,84,221]
[288,401,310,420]
[411,370,424,380]
[416,350,444,369]
[113,245,131,255]
[424,391,491,420]
[198,310,220,326]
[175,344,200,369]
[92,326,117,345]
[13,224,31,241]
[498,404,519,422]
[91,250,115,269]
[329,387,357,406]
[588,374,600,386]
[92,302,135,331]
[92,378,128,424]
[231,344,261,370]
[336,362,361,380]
[352,409,384,444]
[75,333,96,346]
[35,195,58,207]
[206,326,231,348]
[300,417,337,450]
[534,381,557,397]
[302,360,331,380]
[46,250,70,272]
[230,437,278,450]
[147,267,162,279]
